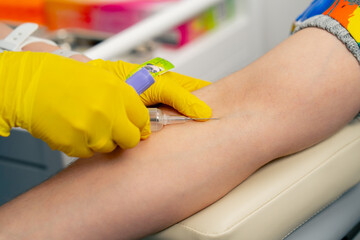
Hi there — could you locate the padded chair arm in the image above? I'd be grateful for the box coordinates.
[146,119,360,240]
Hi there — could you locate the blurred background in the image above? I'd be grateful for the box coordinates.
[0,0,312,81]
[0,0,312,205]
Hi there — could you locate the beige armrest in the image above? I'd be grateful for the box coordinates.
[146,119,360,240]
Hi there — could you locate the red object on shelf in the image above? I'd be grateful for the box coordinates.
[0,0,46,25]
[44,0,177,33]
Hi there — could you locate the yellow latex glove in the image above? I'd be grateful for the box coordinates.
[88,59,212,119]
[0,52,150,157]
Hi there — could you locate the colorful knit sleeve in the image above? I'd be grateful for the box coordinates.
[293,0,360,63]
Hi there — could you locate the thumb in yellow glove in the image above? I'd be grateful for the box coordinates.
[0,52,150,157]
[88,59,212,119]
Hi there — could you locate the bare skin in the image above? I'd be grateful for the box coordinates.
[0,28,360,240]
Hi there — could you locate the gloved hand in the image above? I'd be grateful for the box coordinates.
[0,51,150,157]
[88,59,212,119]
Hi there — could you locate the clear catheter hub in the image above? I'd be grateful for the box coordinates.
[149,108,218,132]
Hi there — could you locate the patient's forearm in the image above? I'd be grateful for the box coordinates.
[1,28,360,240]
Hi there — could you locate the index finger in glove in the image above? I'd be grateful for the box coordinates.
[150,80,212,119]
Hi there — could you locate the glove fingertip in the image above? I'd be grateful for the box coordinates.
[113,116,141,150]
[68,148,94,158]
[118,137,140,149]
[140,124,152,140]
[195,80,212,90]
[168,91,212,119]
[119,130,141,149]
[0,128,10,137]
[141,132,151,140]
[176,92,212,119]
[90,139,117,154]
[187,101,212,119]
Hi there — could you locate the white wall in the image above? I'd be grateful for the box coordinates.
[262,0,312,53]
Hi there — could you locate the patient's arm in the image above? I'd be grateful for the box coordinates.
[1,28,360,240]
